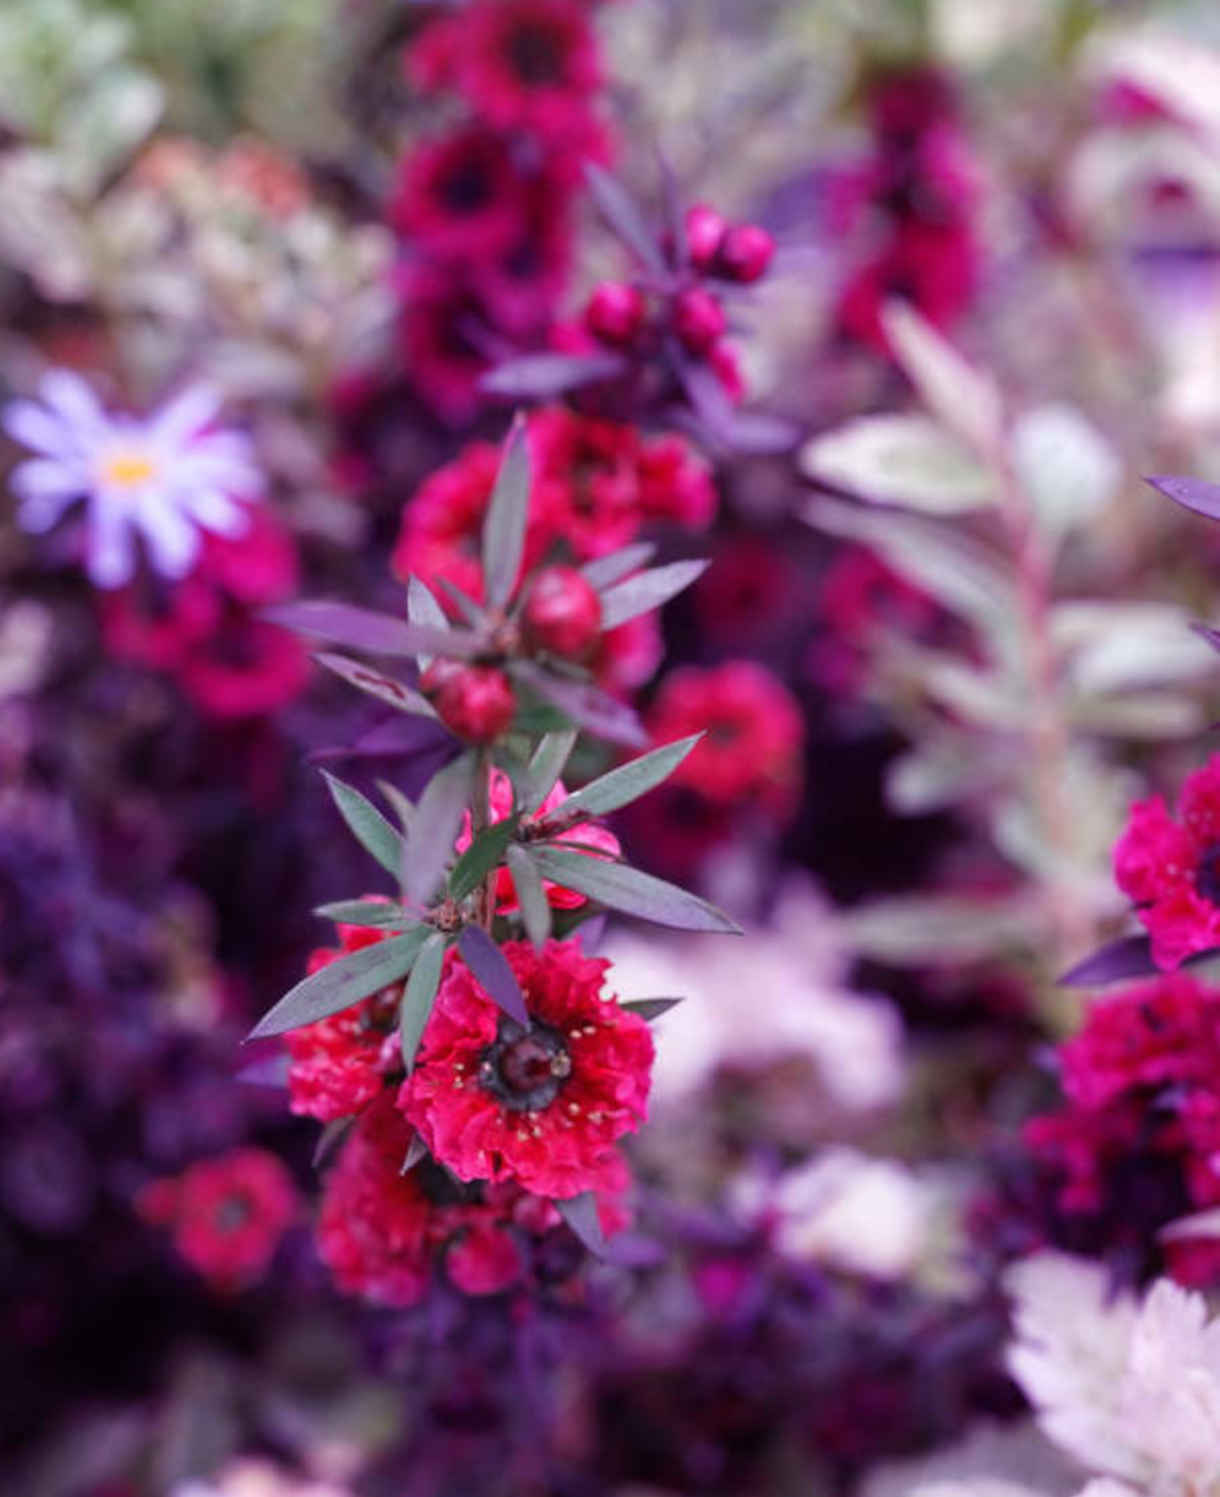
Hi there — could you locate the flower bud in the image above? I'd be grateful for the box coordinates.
[584,281,646,347]
[523,565,603,660]
[422,661,516,743]
[684,202,727,269]
[673,287,727,355]
[717,223,774,283]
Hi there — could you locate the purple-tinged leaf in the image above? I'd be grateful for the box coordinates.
[321,770,404,878]
[484,414,532,609]
[457,924,529,1024]
[314,652,436,719]
[598,560,709,630]
[310,715,452,764]
[435,577,486,626]
[580,542,656,591]
[400,1133,429,1175]
[558,734,701,818]
[1191,621,1220,654]
[621,996,683,1021]
[721,409,799,455]
[584,163,665,271]
[1058,934,1157,987]
[576,914,606,952]
[400,930,448,1073]
[555,1190,607,1255]
[403,753,474,908]
[248,926,430,1038]
[407,575,448,669]
[235,1050,290,1087]
[314,898,412,928]
[264,599,482,660]
[312,1116,354,1169]
[528,847,741,934]
[514,662,647,747]
[1146,474,1220,521]
[480,351,629,400]
[506,844,551,950]
[523,729,579,813]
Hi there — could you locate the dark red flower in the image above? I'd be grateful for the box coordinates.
[398,939,653,1198]
[397,265,497,426]
[392,129,527,258]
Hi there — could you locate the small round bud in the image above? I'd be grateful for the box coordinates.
[717,223,774,283]
[673,286,727,355]
[422,661,516,743]
[684,202,727,270]
[584,281,646,347]
[523,565,603,660]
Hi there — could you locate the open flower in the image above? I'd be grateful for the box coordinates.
[398,940,653,1199]
[4,372,261,588]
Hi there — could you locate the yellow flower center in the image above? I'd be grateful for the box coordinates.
[99,450,158,489]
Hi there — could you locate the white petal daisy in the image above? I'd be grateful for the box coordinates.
[3,370,263,588]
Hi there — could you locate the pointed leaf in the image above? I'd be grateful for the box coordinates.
[528,847,741,933]
[435,577,486,625]
[1192,622,1220,654]
[621,996,684,1021]
[400,1134,429,1175]
[524,729,579,814]
[314,899,413,928]
[400,930,448,1073]
[264,599,482,660]
[312,1116,355,1169]
[583,163,664,271]
[598,560,709,630]
[449,817,519,902]
[515,662,647,747]
[404,753,474,908]
[1058,934,1159,987]
[321,770,404,877]
[880,301,1004,457]
[555,1190,607,1255]
[314,652,436,718]
[581,542,656,591]
[483,414,531,609]
[559,734,702,818]
[481,350,629,399]
[1146,474,1220,521]
[457,924,529,1023]
[507,844,551,950]
[248,927,429,1038]
[377,779,417,834]
[408,575,449,670]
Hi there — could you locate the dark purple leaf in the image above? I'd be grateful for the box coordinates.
[264,600,482,660]
[554,1190,607,1255]
[598,561,709,630]
[1058,934,1157,987]
[528,847,741,933]
[312,1116,354,1168]
[580,542,656,591]
[514,662,647,746]
[457,925,529,1024]
[400,1134,429,1175]
[314,652,435,718]
[403,753,474,908]
[583,163,665,271]
[621,997,683,1021]
[480,352,628,400]
[484,414,531,608]
[1146,474,1220,520]
[235,1050,290,1087]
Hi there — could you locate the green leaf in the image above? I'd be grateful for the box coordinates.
[449,818,519,902]
[483,414,531,609]
[620,997,683,1021]
[399,930,448,1074]
[580,542,656,590]
[558,734,701,818]
[314,652,435,718]
[528,847,741,934]
[507,844,551,950]
[314,899,413,928]
[403,753,474,909]
[523,729,579,814]
[598,560,709,630]
[320,770,404,878]
[799,414,995,515]
[249,927,429,1038]
[376,780,416,836]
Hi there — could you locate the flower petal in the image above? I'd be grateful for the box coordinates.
[148,383,222,449]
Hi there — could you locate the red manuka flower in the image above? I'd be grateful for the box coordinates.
[1114,754,1220,969]
[528,406,651,559]
[396,265,498,427]
[285,917,409,1122]
[391,128,527,259]
[454,768,620,911]
[645,661,805,816]
[469,165,574,336]
[807,545,942,694]
[398,940,653,1198]
[137,1147,298,1293]
[634,434,717,530]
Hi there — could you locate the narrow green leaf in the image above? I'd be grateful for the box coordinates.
[403,754,474,908]
[598,560,709,630]
[621,997,683,1021]
[581,542,656,591]
[314,899,413,928]
[321,770,404,878]
[407,576,448,670]
[523,729,579,814]
[528,847,742,934]
[399,930,447,1073]
[314,652,436,718]
[249,927,429,1038]
[558,734,702,818]
[483,414,531,609]
[376,780,416,836]
[435,577,486,626]
[449,817,518,902]
[507,845,551,950]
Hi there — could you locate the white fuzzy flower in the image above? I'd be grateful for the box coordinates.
[3,370,261,587]
[1006,1252,1220,1495]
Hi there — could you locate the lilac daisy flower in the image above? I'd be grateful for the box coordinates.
[3,371,262,588]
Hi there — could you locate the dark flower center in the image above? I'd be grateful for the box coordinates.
[478,1018,571,1112]
[1195,844,1220,905]
[441,161,493,215]
[506,23,564,86]
[215,1193,252,1233]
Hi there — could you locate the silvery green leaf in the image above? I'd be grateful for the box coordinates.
[837,894,1043,964]
[800,413,995,515]
[880,301,1003,457]
[528,847,741,933]
[400,1134,429,1175]
[1011,405,1120,542]
[598,560,709,630]
[1053,602,1215,694]
[554,1190,608,1255]
[265,600,481,660]
[314,652,435,718]
[581,543,657,591]
[483,414,531,609]
[249,927,429,1038]
[523,730,579,814]
[885,740,999,814]
[403,754,474,908]
[583,163,664,271]
[321,770,404,877]
[407,576,448,670]
[506,845,551,950]
[558,734,702,818]
[457,925,529,1023]
[1066,692,1206,739]
[377,780,416,835]
[314,899,412,928]
[480,351,629,399]
[620,997,683,1021]
[400,931,448,1073]
[449,818,518,902]
[435,577,486,625]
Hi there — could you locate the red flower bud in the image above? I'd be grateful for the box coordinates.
[584,281,646,347]
[523,565,603,660]
[684,202,727,270]
[422,661,515,743]
[717,223,774,283]
[673,286,726,355]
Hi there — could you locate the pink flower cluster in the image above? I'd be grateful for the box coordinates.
[393,0,613,422]
[100,504,309,719]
